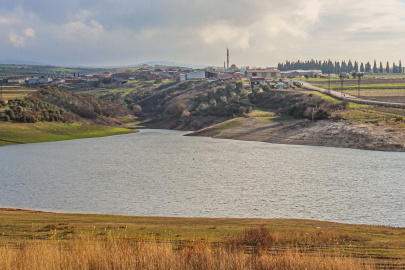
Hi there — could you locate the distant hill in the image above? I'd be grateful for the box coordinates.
[0,59,47,66]
[131,61,207,69]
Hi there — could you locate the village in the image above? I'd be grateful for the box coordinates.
[1,48,327,91]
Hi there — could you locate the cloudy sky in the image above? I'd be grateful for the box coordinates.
[1,0,405,67]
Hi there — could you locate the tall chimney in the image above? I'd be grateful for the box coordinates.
[227,47,229,70]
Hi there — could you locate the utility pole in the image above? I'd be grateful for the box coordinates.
[0,84,3,102]
[328,69,331,93]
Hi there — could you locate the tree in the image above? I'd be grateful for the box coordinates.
[379,62,384,74]
[354,61,359,72]
[341,61,347,73]
[386,62,390,73]
[339,73,345,96]
[348,60,354,72]
[304,74,309,81]
[399,61,403,74]
[373,60,377,73]
[360,63,365,72]
[351,71,357,79]
[365,62,371,72]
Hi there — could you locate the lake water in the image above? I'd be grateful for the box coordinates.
[1,129,405,227]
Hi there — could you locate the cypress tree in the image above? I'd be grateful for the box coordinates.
[399,61,402,74]
[386,62,390,73]
[379,62,383,73]
[365,62,371,72]
[373,60,377,73]
[348,60,354,72]
[354,61,359,72]
[335,62,341,74]
[393,62,397,73]
[360,62,365,72]
[341,61,347,73]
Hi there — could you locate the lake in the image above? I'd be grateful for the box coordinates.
[1,129,404,227]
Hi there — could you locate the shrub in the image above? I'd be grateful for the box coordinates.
[180,110,190,117]
[131,105,142,115]
[4,115,10,121]
[314,108,331,120]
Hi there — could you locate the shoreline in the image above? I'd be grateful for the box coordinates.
[0,207,402,229]
[0,122,138,147]
[185,118,405,152]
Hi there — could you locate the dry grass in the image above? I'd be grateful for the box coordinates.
[0,237,372,270]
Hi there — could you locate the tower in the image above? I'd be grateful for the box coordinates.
[227,47,229,69]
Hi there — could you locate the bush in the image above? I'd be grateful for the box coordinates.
[131,105,142,115]
[226,227,274,251]
[314,109,330,120]
[4,115,10,121]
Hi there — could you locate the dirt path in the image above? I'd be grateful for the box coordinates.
[300,81,405,109]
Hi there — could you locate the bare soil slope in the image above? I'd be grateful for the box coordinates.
[188,118,405,152]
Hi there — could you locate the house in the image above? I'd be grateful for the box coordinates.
[7,77,29,84]
[245,69,280,78]
[65,78,82,84]
[250,77,266,88]
[216,74,233,80]
[154,68,164,76]
[51,79,65,85]
[99,72,112,78]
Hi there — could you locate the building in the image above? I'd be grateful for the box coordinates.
[245,69,281,78]
[99,72,112,78]
[38,78,53,84]
[280,69,322,78]
[180,71,216,82]
[28,78,39,84]
[250,77,266,88]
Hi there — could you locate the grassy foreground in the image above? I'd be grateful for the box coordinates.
[1,209,405,269]
[0,122,137,147]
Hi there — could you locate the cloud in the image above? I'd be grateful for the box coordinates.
[24,28,35,37]
[1,0,405,66]
[0,17,20,25]
[54,18,104,43]
[9,30,26,47]
[201,23,250,50]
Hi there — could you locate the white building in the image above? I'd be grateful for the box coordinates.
[180,70,207,82]
[38,78,53,84]
[28,78,39,84]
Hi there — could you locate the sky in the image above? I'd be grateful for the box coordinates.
[1,0,405,67]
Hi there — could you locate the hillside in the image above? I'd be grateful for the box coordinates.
[96,80,346,130]
[0,86,136,146]
[1,85,131,125]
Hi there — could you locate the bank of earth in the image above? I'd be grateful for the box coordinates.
[0,122,137,147]
[185,117,405,152]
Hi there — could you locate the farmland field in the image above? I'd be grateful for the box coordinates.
[1,86,37,101]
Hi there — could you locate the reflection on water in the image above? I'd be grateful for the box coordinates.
[1,129,404,227]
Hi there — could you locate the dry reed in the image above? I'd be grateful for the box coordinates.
[0,237,372,270]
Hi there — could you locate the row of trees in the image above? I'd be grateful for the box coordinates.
[277,60,404,74]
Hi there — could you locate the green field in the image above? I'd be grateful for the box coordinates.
[0,122,137,147]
